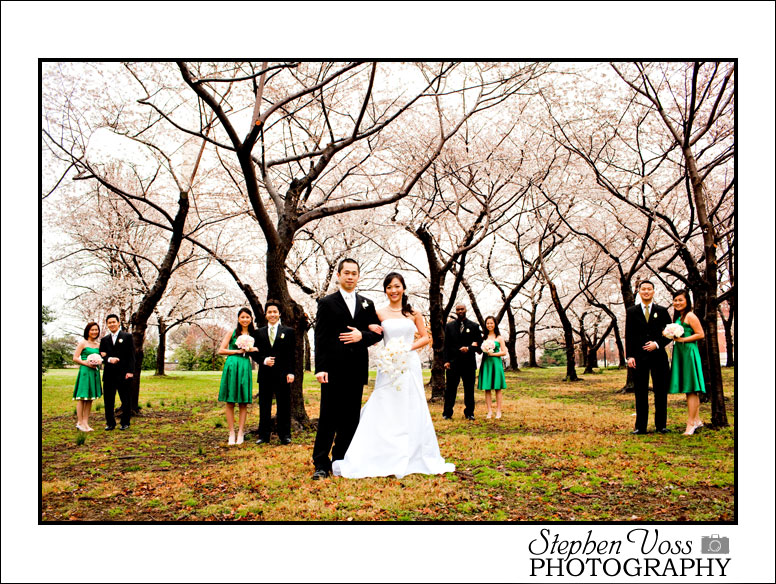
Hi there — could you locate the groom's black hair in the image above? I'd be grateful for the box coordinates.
[106,314,120,323]
[338,258,359,273]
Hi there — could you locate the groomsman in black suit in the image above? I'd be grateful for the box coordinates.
[99,314,136,430]
[443,304,482,420]
[625,281,673,434]
[311,258,382,480]
[253,299,296,445]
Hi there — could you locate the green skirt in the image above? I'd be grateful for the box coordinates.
[73,365,102,400]
[478,355,506,390]
[218,354,253,403]
[669,341,706,394]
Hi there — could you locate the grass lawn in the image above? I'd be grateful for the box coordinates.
[40,366,734,522]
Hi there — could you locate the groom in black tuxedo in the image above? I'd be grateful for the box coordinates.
[253,299,295,445]
[311,258,382,479]
[443,304,482,420]
[625,281,673,434]
[99,314,136,430]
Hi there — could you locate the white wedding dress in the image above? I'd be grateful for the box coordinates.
[332,318,456,479]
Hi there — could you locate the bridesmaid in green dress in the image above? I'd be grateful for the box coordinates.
[72,322,103,432]
[668,290,706,435]
[218,308,259,445]
[478,316,507,419]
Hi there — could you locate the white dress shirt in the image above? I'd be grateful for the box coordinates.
[339,288,356,318]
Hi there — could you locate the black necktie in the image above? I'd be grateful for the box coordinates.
[459,321,464,334]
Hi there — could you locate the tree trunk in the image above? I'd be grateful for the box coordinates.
[612,323,626,367]
[684,147,728,428]
[579,314,595,374]
[546,277,579,382]
[427,271,447,401]
[585,348,598,374]
[527,303,539,367]
[619,279,637,392]
[128,191,190,414]
[504,307,520,371]
[155,318,167,376]
[130,325,147,413]
[264,237,311,427]
[720,302,734,367]
[304,331,312,372]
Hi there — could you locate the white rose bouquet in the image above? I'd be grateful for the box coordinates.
[86,353,103,367]
[376,338,410,391]
[481,339,496,355]
[662,323,684,340]
[236,334,255,351]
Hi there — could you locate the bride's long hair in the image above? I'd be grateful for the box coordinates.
[383,272,414,317]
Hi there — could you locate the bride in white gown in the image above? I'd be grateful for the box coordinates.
[332,273,455,479]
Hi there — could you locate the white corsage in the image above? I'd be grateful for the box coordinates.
[375,338,410,391]
[662,323,684,339]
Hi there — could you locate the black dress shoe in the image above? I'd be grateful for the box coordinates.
[657,428,671,434]
[104,425,116,431]
[255,437,270,445]
[465,415,475,421]
[119,425,130,431]
[312,469,330,480]
[280,436,292,445]
[442,415,452,420]
[631,429,647,435]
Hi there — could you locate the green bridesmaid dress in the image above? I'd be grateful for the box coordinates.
[669,319,706,394]
[478,340,506,390]
[72,346,103,400]
[218,332,253,403]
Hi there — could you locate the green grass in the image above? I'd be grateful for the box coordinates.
[41,366,735,522]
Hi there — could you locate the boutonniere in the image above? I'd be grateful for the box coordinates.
[280,333,285,339]
[652,312,657,319]
[466,328,470,333]
[118,338,124,344]
[362,300,369,309]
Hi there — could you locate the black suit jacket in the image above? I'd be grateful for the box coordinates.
[99,330,136,377]
[443,318,482,368]
[254,324,295,383]
[625,303,673,359]
[314,291,382,386]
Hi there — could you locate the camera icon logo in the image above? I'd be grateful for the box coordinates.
[701,534,730,554]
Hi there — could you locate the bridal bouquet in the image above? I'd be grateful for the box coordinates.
[375,338,410,391]
[86,353,103,367]
[481,339,496,355]
[236,334,255,351]
[662,323,684,339]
